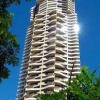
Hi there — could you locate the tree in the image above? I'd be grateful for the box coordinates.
[38,66,100,100]
[0,0,31,82]
[39,90,66,100]
[66,66,100,100]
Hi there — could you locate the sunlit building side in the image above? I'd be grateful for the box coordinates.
[17,0,80,99]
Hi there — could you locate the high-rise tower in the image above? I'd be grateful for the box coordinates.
[17,0,80,99]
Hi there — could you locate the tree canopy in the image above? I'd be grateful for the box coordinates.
[0,0,31,82]
[39,90,66,100]
[66,66,100,100]
[38,66,100,100]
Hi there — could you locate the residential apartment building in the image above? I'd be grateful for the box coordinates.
[17,0,80,99]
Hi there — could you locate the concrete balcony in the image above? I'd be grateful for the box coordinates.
[28,70,41,74]
[56,47,67,54]
[42,73,54,81]
[17,92,24,96]
[68,48,79,52]
[57,16,65,23]
[56,53,67,58]
[35,18,45,23]
[18,80,25,84]
[55,63,65,69]
[68,36,78,39]
[18,84,25,88]
[47,20,56,26]
[34,27,45,31]
[56,34,67,40]
[68,63,80,67]
[31,45,43,50]
[55,69,64,72]
[72,71,80,74]
[34,24,45,28]
[56,55,67,62]
[43,66,55,73]
[68,59,80,63]
[26,87,40,91]
[30,55,42,59]
[29,62,42,66]
[57,12,65,17]
[29,67,41,71]
[68,45,79,48]
[47,25,56,31]
[24,98,37,100]
[68,42,79,45]
[31,41,43,46]
[56,61,67,65]
[68,52,79,55]
[55,77,68,82]
[33,31,44,36]
[67,66,80,70]
[54,86,64,92]
[56,28,66,34]
[45,37,55,43]
[33,38,44,42]
[45,44,55,50]
[20,69,27,73]
[31,52,43,56]
[35,13,45,18]
[21,62,28,66]
[17,88,24,92]
[19,77,26,81]
[55,80,66,86]
[45,31,56,37]
[42,85,54,90]
[45,81,54,85]
[56,40,67,47]
[33,29,45,34]
[31,49,43,53]
[27,78,40,83]
[47,14,56,19]
[32,36,44,40]
[44,60,55,65]
[55,71,68,78]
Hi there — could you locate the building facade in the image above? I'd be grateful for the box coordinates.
[17,0,80,99]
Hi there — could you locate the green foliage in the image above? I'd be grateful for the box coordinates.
[66,66,100,100]
[39,90,66,100]
[0,0,31,8]
[38,66,100,100]
[0,32,20,82]
[0,0,31,82]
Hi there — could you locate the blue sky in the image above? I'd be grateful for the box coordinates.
[0,0,100,100]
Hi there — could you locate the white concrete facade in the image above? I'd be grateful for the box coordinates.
[17,0,80,99]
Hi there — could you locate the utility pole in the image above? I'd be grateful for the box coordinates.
[64,61,75,100]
